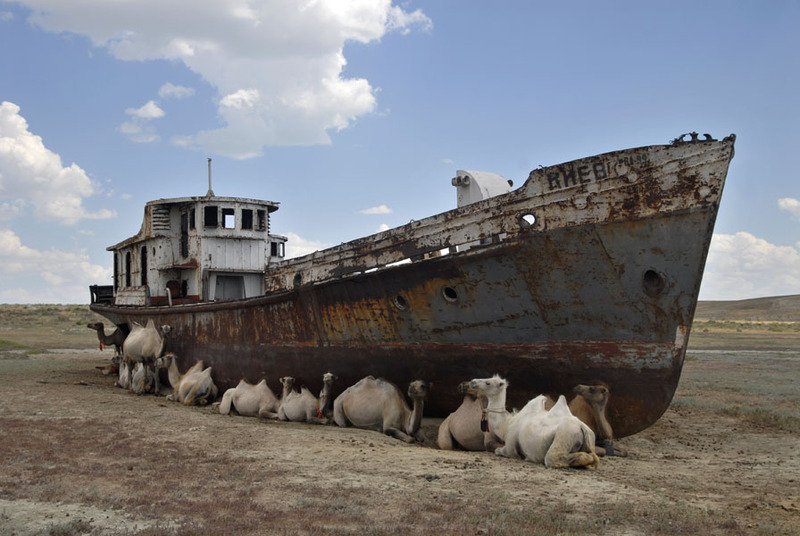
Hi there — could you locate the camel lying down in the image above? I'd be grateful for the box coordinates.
[334,376,431,443]
[468,375,599,469]
[163,353,218,406]
[278,373,337,424]
[559,383,627,457]
[218,379,280,419]
[436,381,501,451]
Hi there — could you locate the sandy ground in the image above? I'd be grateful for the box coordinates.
[0,349,798,535]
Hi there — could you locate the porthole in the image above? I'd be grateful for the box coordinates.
[393,294,409,310]
[518,213,536,228]
[442,286,458,302]
[642,269,666,297]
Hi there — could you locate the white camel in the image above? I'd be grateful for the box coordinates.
[333,376,431,443]
[218,378,280,419]
[277,373,337,424]
[469,375,599,469]
[122,320,170,395]
[163,353,218,406]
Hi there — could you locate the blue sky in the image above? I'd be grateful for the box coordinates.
[1,1,799,303]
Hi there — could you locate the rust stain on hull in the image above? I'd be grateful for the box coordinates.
[91,135,736,439]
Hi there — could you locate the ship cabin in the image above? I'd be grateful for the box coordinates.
[90,195,286,306]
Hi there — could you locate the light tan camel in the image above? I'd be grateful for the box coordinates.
[130,355,167,395]
[469,375,598,469]
[115,361,130,390]
[333,376,431,443]
[318,372,338,421]
[218,378,280,419]
[545,383,627,457]
[87,322,126,358]
[277,375,334,424]
[163,353,218,406]
[122,320,170,395]
[436,381,501,451]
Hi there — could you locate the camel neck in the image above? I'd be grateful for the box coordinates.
[406,398,425,435]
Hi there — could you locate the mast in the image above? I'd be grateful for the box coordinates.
[206,157,214,197]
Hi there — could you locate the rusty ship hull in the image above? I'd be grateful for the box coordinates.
[91,134,736,438]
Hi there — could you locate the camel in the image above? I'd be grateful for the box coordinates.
[163,353,218,406]
[130,355,167,395]
[87,322,126,358]
[115,361,131,390]
[546,383,627,457]
[468,375,599,469]
[436,381,501,451]
[277,374,337,424]
[333,376,431,443]
[218,378,280,419]
[317,372,338,421]
[122,320,170,395]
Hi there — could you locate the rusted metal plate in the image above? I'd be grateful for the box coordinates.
[92,135,736,438]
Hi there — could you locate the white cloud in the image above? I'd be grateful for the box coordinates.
[360,204,392,215]
[0,11,13,22]
[125,100,164,119]
[15,0,432,159]
[778,197,800,222]
[158,82,195,99]
[0,229,112,303]
[0,101,116,225]
[700,232,800,300]
[377,223,390,232]
[283,232,332,259]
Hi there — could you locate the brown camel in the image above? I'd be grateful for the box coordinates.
[333,376,431,443]
[436,381,501,451]
[277,374,336,424]
[218,378,280,419]
[317,372,338,421]
[87,322,126,358]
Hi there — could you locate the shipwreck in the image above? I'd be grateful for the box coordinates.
[90,132,736,437]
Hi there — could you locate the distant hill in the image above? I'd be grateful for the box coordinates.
[695,295,800,321]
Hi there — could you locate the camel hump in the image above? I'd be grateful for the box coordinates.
[549,395,572,417]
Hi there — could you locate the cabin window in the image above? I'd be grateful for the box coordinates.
[140,247,148,286]
[222,208,235,229]
[215,275,245,301]
[271,241,285,257]
[189,208,196,230]
[241,209,253,230]
[180,212,189,258]
[204,206,218,228]
[113,254,119,291]
[257,210,267,231]
[125,252,132,287]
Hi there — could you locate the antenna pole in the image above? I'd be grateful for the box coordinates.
[206,157,214,197]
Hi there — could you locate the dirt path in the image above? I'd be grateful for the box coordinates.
[1,350,798,535]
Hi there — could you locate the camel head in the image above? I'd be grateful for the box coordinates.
[573,383,610,407]
[280,376,296,391]
[457,381,480,396]
[468,375,508,398]
[322,372,338,386]
[407,380,431,400]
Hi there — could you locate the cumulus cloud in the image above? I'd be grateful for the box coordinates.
[778,197,800,222]
[0,229,112,303]
[700,232,800,300]
[0,101,115,225]
[359,204,392,215]
[283,232,331,259]
[125,100,164,119]
[15,0,432,159]
[158,82,195,99]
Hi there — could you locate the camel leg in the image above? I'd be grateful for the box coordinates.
[152,364,161,396]
[384,427,416,443]
[436,420,455,450]
[258,405,278,419]
[219,389,234,414]
[332,400,349,427]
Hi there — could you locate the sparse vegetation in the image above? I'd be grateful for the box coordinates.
[0,300,798,535]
